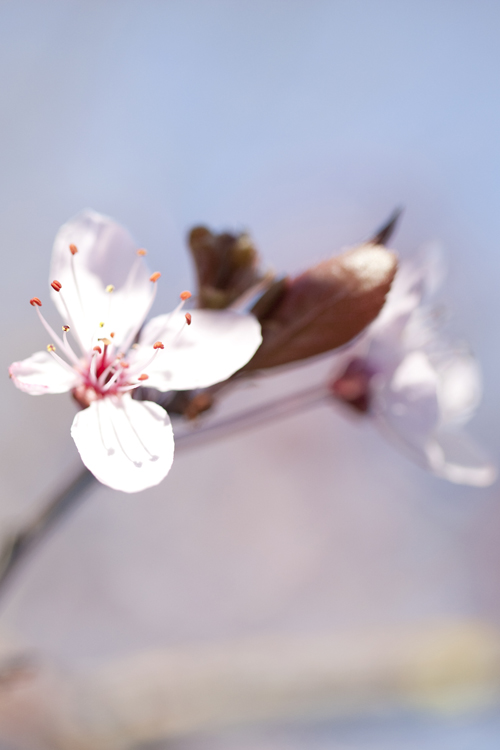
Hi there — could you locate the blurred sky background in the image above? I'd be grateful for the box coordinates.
[2,1,500,747]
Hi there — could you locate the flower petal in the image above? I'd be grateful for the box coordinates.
[436,350,482,426]
[71,396,174,493]
[426,429,497,487]
[50,210,151,348]
[136,309,262,391]
[373,350,440,445]
[9,351,81,395]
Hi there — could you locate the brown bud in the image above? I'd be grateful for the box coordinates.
[243,242,398,371]
[188,226,271,309]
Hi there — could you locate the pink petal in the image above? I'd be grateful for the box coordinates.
[50,210,152,348]
[426,429,497,487]
[373,350,440,445]
[136,309,262,391]
[436,350,482,426]
[70,395,174,493]
[9,351,81,395]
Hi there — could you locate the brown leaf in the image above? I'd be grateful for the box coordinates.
[188,227,270,309]
[244,242,398,371]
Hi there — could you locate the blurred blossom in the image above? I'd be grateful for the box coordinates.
[9,211,262,492]
[330,246,496,486]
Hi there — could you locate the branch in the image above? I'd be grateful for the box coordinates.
[0,384,330,599]
[0,467,95,598]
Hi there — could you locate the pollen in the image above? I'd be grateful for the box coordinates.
[62,325,70,332]
[185,312,192,325]
[137,248,147,256]
[138,374,149,381]
[30,297,42,307]
[69,244,78,255]
[51,280,62,292]
[47,344,56,352]
[106,285,115,293]
[153,341,164,350]
[180,290,192,300]
[93,346,102,354]
[150,272,161,283]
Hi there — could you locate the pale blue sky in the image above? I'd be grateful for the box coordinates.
[1,6,500,746]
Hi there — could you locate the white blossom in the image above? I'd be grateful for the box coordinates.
[9,211,262,492]
[330,246,496,486]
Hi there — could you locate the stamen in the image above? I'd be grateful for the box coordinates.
[185,312,192,325]
[89,348,99,384]
[106,285,115,293]
[93,346,102,354]
[46,345,80,376]
[98,337,112,347]
[125,343,163,379]
[60,324,81,367]
[117,383,145,392]
[150,272,161,283]
[51,280,62,292]
[110,332,115,338]
[33,303,71,356]
[180,290,191,300]
[69,245,86,326]
[59,289,87,355]
[101,368,122,392]
[138,374,149,381]
[99,322,105,328]
[137,248,147,256]
[119,361,130,368]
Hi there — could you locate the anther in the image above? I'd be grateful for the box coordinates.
[180,290,191,300]
[47,344,56,352]
[93,346,102,354]
[137,248,147,256]
[150,272,161,283]
[51,280,62,292]
[99,322,104,328]
[120,361,130,368]
[98,337,112,346]
[106,285,115,293]
[110,332,115,338]
[185,312,192,325]
[69,244,78,255]
[62,325,70,332]
[30,297,42,307]
[153,341,164,350]
[138,374,149,381]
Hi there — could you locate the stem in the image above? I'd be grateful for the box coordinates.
[0,467,95,599]
[174,383,331,452]
[0,384,330,600]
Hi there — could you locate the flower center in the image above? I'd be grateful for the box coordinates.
[30,243,193,408]
[330,358,373,413]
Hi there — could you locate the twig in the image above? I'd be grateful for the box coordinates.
[0,384,330,600]
[174,383,330,451]
[0,466,95,598]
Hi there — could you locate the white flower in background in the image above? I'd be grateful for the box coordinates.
[330,246,496,486]
[9,211,262,493]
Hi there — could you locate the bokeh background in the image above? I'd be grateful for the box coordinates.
[2,1,500,747]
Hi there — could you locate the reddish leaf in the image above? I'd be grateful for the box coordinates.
[189,227,271,309]
[244,242,398,371]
